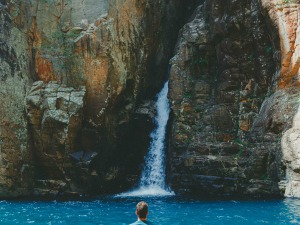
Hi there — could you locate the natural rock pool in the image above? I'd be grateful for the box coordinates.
[0,196,299,224]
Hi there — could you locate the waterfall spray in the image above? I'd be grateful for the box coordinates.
[118,81,174,197]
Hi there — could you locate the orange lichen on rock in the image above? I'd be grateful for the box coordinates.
[85,56,109,105]
[261,1,300,88]
[35,54,57,82]
[75,32,109,124]
[276,5,300,88]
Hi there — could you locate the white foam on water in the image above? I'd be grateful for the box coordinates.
[116,186,174,197]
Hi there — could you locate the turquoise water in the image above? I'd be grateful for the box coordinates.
[0,196,299,224]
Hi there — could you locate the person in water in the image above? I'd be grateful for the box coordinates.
[130,201,152,225]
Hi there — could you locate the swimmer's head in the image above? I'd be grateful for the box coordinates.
[135,201,148,219]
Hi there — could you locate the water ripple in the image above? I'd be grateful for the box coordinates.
[0,197,298,224]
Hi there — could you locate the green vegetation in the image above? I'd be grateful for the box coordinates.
[265,45,273,54]
[38,0,85,87]
[276,0,300,5]
[195,105,203,113]
[190,57,209,72]
[10,0,85,87]
[282,0,299,3]
[261,173,270,180]
[183,92,193,99]
[233,138,246,159]
[41,29,85,87]
[192,59,208,65]
[247,53,255,61]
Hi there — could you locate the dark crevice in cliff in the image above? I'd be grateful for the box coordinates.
[88,0,207,193]
[258,1,281,92]
[140,0,205,100]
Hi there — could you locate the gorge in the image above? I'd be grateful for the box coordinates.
[119,80,173,197]
[1,0,300,199]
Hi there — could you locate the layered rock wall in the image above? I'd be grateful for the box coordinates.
[2,0,300,198]
[26,81,87,196]
[1,0,201,196]
[169,0,280,197]
[168,0,300,197]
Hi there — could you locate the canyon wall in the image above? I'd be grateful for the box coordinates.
[0,0,33,197]
[261,0,300,197]
[1,0,300,198]
[168,0,300,197]
[1,0,200,197]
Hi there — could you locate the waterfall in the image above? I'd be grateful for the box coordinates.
[118,81,174,197]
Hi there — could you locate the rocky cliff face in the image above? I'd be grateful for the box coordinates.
[2,0,300,198]
[0,0,33,197]
[261,0,300,198]
[27,0,200,194]
[168,0,300,197]
[26,81,87,196]
[1,0,200,197]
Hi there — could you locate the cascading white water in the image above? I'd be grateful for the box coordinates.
[118,81,174,197]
